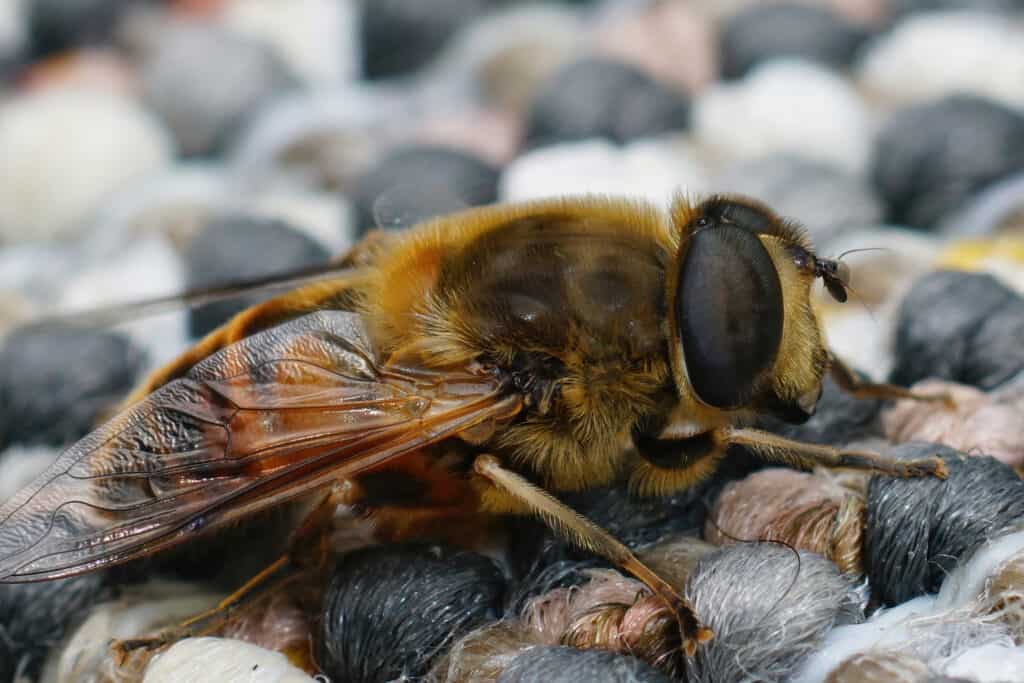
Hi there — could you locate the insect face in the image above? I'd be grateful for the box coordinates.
[668,196,831,424]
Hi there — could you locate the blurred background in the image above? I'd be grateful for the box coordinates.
[4,3,1024,682]
[2,0,1024,494]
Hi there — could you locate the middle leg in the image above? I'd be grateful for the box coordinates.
[472,454,713,656]
[632,427,948,483]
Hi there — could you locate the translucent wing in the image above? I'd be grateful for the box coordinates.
[35,262,360,328]
[0,310,521,581]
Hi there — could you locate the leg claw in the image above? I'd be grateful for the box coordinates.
[897,456,948,480]
[672,602,713,656]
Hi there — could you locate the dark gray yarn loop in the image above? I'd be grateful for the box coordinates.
[0,324,144,450]
[890,270,1024,390]
[865,442,1024,606]
[316,543,506,683]
[0,574,107,682]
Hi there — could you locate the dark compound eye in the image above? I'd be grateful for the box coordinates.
[676,224,784,409]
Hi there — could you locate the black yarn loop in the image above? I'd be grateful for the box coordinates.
[316,543,506,683]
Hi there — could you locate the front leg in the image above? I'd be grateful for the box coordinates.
[631,428,947,492]
[724,428,947,478]
[828,352,954,408]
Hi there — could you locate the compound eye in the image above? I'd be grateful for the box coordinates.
[676,225,784,409]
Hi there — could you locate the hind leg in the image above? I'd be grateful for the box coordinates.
[111,489,338,669]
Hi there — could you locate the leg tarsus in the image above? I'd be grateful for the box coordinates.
[618,553,711,655]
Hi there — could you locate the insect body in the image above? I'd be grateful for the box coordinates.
[0,195,945,653]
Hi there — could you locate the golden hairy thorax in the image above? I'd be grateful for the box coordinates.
[359,198,681,492]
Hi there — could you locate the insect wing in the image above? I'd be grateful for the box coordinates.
[36,263,364,328]
[0,310,520,581]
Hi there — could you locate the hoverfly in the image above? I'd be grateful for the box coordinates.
[0,195,947,654]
